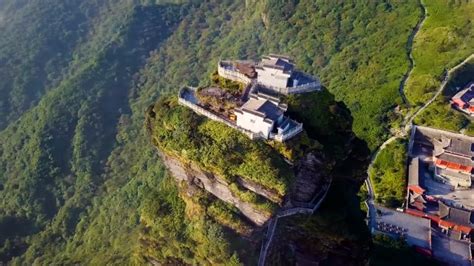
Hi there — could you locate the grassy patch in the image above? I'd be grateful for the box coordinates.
[210,71,245,95]
[414,58,474,133]
[369,139,408,208]
[228,183,277,216]
[358,183,369,213]
[405,0,474,105]
[147,96,294,197]
[414,99,468,131]
[207,200,252,236]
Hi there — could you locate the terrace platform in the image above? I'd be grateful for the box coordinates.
[424,175,474,210]
[374,206,431,250]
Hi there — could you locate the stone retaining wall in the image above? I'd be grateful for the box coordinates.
[271,123,304,142]
[264,81,321,95]
[178,87,261,140]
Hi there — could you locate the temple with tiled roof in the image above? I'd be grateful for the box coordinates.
[451,82,474,116]
[433,136,473,188]
[406,126,474,240]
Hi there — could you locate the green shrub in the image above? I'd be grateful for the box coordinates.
[406,0,474,105]
[228,183,277,215]
[148,96,293,196]
[369,139,407,208]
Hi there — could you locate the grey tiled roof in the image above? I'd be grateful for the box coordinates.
[437,168,471,182]
[439,201,473,227]
[259,55,294,73]
[445,139,474,157]
[408,157,420,186]
[238,95,284,122]
[438,153,473,167]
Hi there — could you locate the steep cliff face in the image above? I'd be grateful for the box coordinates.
[159,152,273,225]
[144,89,372,264]
[290,152,332,203]
[146,96,334,228]
[158,149,333,226]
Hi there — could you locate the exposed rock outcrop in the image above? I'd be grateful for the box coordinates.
[236,177,282,204]
[160,148,333,227]
[290,152,332,203]
[159,152,272,226]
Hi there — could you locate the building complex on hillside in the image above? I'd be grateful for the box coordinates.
[218,54,320,95]
[451,82,474,116]
[433,136,473,188]
[405,125,474,265]
[234,93,302,141]
[178,54,320,142]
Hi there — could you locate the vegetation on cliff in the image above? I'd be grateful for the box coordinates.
[268,182,371,265]
[137,175,248,265]
[285,88,353,158]
[146,80,372,263]
[147,96,296,198]
[0,0,469,264]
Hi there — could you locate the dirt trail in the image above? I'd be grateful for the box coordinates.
[398,0,427,106]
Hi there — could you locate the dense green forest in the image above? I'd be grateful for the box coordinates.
[0,0,111,130]
[0,0,467,264]
[405,0,474,105]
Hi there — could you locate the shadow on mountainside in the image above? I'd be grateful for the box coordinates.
[267,88,373,265]
[0,4,186,263]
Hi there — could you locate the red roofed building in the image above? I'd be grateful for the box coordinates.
[438,201,473,238]
[433,135,473,188]
[451,82,474,115]
[407,126,474,265]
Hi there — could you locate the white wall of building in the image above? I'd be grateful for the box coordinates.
[256,67,290,89]
[217,62,252,84]
[236,111,274,139]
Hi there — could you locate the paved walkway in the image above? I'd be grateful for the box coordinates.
[257,181,332,266]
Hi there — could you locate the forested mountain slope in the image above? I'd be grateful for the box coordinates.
[406,0,474,105]
[0,0,113,130]
[0,0,436,264]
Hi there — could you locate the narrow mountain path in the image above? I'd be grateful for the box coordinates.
[258,180,332,266]
[398,0,427,106]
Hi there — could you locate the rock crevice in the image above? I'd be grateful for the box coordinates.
[160,149,333,227]
[160,152,272,225]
